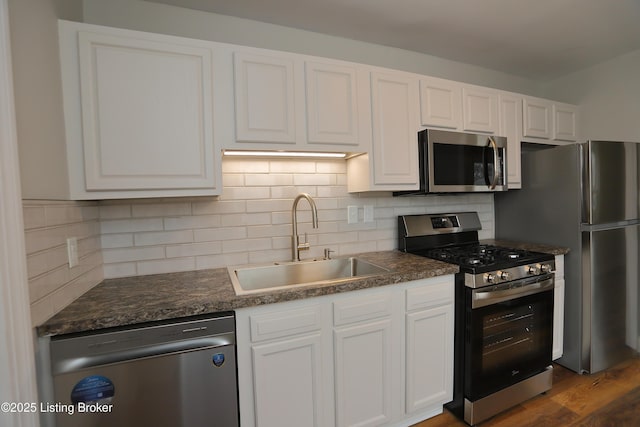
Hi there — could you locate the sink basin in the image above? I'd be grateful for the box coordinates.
[228,257,390,295]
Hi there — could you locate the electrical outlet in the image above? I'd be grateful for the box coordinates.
[67,237,79,268]
[364,205,374,223]
[347,206,358,224]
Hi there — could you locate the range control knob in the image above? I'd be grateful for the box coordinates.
[497,270,510,281]
[538,263,551,273]
[484,273,496,284]
[527,265,540,275]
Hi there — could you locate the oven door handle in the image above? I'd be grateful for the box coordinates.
[472,276,554,308]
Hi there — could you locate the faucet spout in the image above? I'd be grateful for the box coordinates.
[291,193,319,261]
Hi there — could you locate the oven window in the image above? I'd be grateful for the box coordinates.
[464,289,553,401]
[432,143,504,186]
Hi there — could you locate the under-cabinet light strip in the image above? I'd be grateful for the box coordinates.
[223,150,347,158]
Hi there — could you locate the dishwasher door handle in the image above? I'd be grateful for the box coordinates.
[52,334,234,375]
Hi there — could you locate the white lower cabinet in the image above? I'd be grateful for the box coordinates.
[334,319,394,427]
[252,334,325,427]
[236,275,455,427]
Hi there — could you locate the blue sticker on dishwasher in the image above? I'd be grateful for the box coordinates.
[212,353,225,367]
[70,375,115,404]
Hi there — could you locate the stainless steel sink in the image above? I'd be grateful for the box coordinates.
[228,257,390,295]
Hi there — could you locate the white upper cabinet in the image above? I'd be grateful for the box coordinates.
[347,71,420,192]
[305,61,360,146]
[523,97,553,140]
[371,72,420,186]
[419,76,462,130]
[462,87,499,134]
[419,77,499,135]
[553,102,578,142]
[499,93,523,189]
[233,52,297,144]
[523,96,579,143]
[57,20,221,199]
[231,48,369,151]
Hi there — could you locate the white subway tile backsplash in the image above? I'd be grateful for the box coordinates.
[222,186,271,200]
[101,218,164,234]
[293,173,335,186]
[164,214,221,231]
[103,246,166,264]
[22,205,46,230]
[165,241,223,258]
[132,202,191,218]
[25,158,496,323]
[101,233,134,249]
[220,212,271,227]
[223,237,272,254]
[192,200,245,215]
[134,230,194,247]
[23,201,103,325]
[103,262,136,279]
[137,257,196,276]
[194,226,247,242]
[245,173,293,186]
[99,204,132,219]
[96,159,493,278]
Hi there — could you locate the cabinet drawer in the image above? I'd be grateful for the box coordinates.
[406,280,453,312]
[333,292,393,326]
[250,305,322,342]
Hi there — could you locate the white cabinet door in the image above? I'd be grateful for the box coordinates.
[68,26,219,195]
[499,93,523,189]
[334,319,393,427]
[406,306,454,413]
[253,334,325,427]
[462,87,499,134]
[523,97,553,139]
[234,52,297,143]
[305,61,360,146]
[405,295,453,414]
[236,275,456,427]
[370,72,420,187]
[553,103,578,142]
[58,21,221,199]
[419,77,462,130]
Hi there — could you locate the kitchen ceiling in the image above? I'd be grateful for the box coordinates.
[144,0,640,82]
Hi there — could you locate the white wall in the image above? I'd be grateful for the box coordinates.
[81,0,542,96]
[542,49,640,141]
[23,201,103,325]
[8,0,82,199]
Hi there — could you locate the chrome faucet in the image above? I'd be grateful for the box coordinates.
[291,193,319,261]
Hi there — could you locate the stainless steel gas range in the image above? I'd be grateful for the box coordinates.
[398,212,555,426]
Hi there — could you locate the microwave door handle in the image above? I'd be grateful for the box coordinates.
[487,137,499,189]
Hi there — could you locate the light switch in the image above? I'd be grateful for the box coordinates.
[67,237,79,268]
[347,206,358,224]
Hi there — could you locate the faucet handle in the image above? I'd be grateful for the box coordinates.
[297,233,310,251]
[324,248,335,260]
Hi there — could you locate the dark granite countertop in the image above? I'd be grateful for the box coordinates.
[37,251,458,337]
[481,239,570,256]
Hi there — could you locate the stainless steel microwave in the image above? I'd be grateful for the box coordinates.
[395,129,508,195]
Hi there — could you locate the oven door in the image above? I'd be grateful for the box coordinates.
[464,274,554,401]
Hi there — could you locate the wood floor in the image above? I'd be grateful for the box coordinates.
[413,356,640,427]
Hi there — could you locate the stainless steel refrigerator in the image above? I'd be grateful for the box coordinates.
[495,140,639,374]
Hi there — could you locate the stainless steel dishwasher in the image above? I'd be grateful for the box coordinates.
[45,312,238,427]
